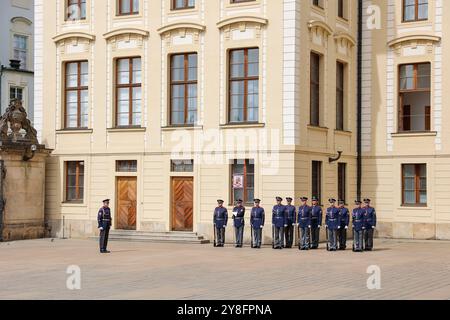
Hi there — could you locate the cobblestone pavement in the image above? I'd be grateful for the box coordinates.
[0,238,449,300]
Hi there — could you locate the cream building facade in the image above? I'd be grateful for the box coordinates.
[37,0,450,242]
[361,0,450,240]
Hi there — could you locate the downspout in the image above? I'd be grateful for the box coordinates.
[357,0,363,201]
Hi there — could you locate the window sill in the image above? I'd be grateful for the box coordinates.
[398,205,430,210]
[392,131,437,138]
[226,1,261,9]
[162,125,203,131]
[308,125,329,133]
[220,123,265,129]
[61,201,86,207]
[56,129,93,134]
[107,127,146,133]
[335,129,352,136]
[168,7,198,14]
[336,17,349,25]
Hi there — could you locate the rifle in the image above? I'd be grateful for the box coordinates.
[250,223,254,248]
[297,224,301,250]
[272,224,275,249]
[352,224,355,252]
[326,225,329,251]
[213,223,217,247]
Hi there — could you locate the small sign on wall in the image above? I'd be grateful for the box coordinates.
[233,175,244,189]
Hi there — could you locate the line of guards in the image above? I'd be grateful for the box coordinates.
[213,197,377,252]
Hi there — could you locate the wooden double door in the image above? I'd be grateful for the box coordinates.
[171,177,193,231]
[116,177,137,230]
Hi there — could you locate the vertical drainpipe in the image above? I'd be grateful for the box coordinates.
[357,0,363,201]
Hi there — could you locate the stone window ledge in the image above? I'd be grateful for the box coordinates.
[107,127,146,133]
[56,129,93,134]
[220,123,265,130]
[392,131,437,138]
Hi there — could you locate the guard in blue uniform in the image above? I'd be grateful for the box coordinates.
[272,197,286,249]
[325,198,341,251]
[337,200,350,250]
[232,199,245,248]
[213,199,228,247]
[352,200,365,252]
[297,197,312,250]
[98,199,112,253]
[310,196,322,249]
[284,197,296,248]
[251,199,265,249]
[363,198,377,251]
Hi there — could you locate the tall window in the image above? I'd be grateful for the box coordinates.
[310,52,321,127]
[10,87,23,103]
[402,164,426,206]
[116,57,142,127]
[172,0,195,10]
[312,0,324,9]
[337,0,346,19]
[338,163,347,203]
[13,35,27,70]
[231,159,254,205]
[403,0,428,22]
[398,63,431,132]
[229,48,259,123]
[67,0,87,21]
[170,53,198,126]
[66,161,85,202]
[312,161,322,204]
[118,0,139,15]
[336,61,345,131]
[65,61,88,129]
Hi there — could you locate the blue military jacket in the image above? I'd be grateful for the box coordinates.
[352,208,365,232]
[251,207,265,229]
[297,205,312,228]
[339,207,350,227]
[232,206,245,228]
[310,205,322,228]
[213,207,228,229]
[325,206,341,230]
[272,205,287,228]
[97,207,112,229]
[284,205,296,225]
[363,206,377,228]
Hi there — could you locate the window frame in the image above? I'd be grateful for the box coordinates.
[312,161,322,205]
[171,0,196,10]
[66,0,87,21]
[115,56,142,128]
[398,62,431,132]
[231,159,255,205]
[117,0,139,16]
[402,164,427,206]
[12,34,28,70]
[310,52,321,127]
[336,61,345,131]
[169,52,198,126]
[65,161,85,203]
[402,0,428,23]
[228,47,260,124]
[64,60,89,129]
[338,163,347,204]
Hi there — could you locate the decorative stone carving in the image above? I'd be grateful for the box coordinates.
[0,99,38,144]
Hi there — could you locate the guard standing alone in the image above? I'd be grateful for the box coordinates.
[310,196,322,249]
[251,199,265,249]
[337,200,350,250]
[272,197,286,249]
[284,197,296,248]
[232,199,245,248]
[213,199,228,247]
[298,197,312,250]
[363,198,377,251]
[98,199,112,254]
[325,199,341,251]
[352,200,365,252]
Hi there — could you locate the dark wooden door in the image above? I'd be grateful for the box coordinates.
[116,177,137,230]
[171,177,193,231]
